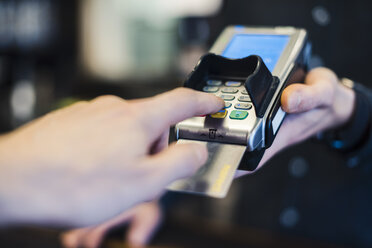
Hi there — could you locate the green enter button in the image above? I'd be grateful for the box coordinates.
[229,110,248,120]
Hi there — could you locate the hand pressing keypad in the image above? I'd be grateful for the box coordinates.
[203,80,252,120]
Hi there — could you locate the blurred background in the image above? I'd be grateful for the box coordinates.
[0,0,372,247]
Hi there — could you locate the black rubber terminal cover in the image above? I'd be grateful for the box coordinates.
[184,53,279,118]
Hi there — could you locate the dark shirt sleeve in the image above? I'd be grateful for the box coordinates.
[319,82,372,168]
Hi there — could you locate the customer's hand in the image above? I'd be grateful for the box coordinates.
[238,67,355,175]
[0,88,224,226]
[61,201,161,248]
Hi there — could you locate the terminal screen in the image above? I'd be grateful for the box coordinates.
[222,34,290,72]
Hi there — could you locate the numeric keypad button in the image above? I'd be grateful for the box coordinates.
[221,88,239,94]
[238,95,251,102]
[225,81,242,87]
[220,95,235,101]
[207,80,222,86]
[234,103,252,110]
[203,86,219,93]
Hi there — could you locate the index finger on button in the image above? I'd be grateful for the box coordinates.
[134,88,224,138]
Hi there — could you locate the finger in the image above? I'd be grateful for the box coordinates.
[235,102,338,179]
[61,227,94,248]
[70,202,161,248]
[143,142,208,186]
[127,202,162,247]
[281,75,335,113]
[281,67,339,113]
[79,209,136,248]
[256,107,333,170]
[305,67,338,87]
[134,88,224,135]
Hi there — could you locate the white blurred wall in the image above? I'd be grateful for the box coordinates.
[80,0,222,82]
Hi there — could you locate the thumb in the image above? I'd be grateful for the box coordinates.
[144,142,208,185]
[281,67,338,113]
[281,82,333,113]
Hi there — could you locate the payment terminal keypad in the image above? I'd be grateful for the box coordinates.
[202,79,252,120]
[210,109,228,119]
[229,110,248,120]
[241,89,248,95]
[221,88,239,94]
[220,95,235,101]
[234,103,252,110]
[238,95,251,102]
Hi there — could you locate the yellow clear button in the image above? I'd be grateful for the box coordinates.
[211,109,227,119]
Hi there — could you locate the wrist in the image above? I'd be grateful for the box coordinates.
[0,133,26,175]
[0,133,38,225]
[320,78,371,152]
[0,133,15,179]
[0,134,22,221]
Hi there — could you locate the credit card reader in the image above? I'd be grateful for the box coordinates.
[168,26,311,197]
